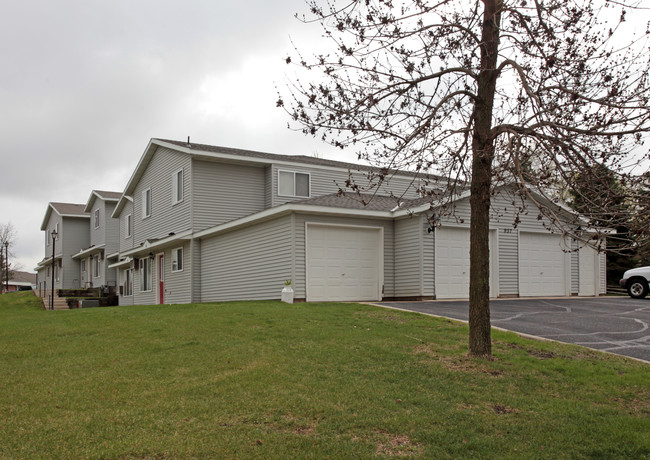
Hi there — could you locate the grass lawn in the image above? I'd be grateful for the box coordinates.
[1,291,648,459]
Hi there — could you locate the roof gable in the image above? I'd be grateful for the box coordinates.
[40,202,89,230]
[85,190,122,212]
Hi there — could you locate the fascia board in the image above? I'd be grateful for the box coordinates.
[84,192,98,213]
[40,205,53,231]
[112,195,133,218]
[120,229,192,258]
[108,257,132,269]
[115,138,160,214]
[71,244,106,260]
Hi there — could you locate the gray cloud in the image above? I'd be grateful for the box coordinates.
[0,0,344,271]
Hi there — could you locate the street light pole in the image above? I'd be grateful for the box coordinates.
[4,242,8,294]
[51,229,57,311]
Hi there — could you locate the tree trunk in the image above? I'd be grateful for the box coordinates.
[468,0,502,357]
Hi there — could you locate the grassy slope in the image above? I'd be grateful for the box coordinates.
[0,291,648,459]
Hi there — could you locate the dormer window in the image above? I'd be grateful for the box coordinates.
[278,170,310,198]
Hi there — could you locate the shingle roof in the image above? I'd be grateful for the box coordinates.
[156,138,439,180]
[10,271,36,284]
[94,190,122,200]
[50,202,89,216]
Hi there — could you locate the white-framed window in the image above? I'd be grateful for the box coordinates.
[93,255,101,278]
[139,257,152,292]
[94,209,100,228]
[46,229,49,247]
[81,259,86,272]
[171,247,183,272]
[172,169,184,205]
[55,223,59,239]
[142,188,152,219]
[125,214,132,238]
[55,261,60,282]
[278,170,310,197]
[124,269,133,296]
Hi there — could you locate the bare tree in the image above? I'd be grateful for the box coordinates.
[279,0,650,356]
[0,222,19,288]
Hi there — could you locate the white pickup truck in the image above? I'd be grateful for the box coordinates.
[619,267,650,299]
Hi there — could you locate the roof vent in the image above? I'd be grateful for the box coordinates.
[187,136,191,148]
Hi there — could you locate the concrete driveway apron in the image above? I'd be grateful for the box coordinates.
[376,297,650,362]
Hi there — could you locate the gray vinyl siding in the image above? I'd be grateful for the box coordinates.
[394,216,423,297]
[264,166,273,209]
[43,213,63,259]
[498,232,518,295]
[89,200,119,287]
[422,216,434,297]
[161,243,192,304]
[599,252,607,294]
[571,239,580,295]
[292,214,395,299]
[133,147,192,246]
[103,201,119,287]
[271,164,422,207]
[191,159,266,231]
[200,215,293,301]
[61,218,90,290]
[119,200,135,253]
[133,256,156,306]
[104,202,120,255]
[190,239,201,303]
[90,203,105,248]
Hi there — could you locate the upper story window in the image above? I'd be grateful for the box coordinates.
[46,229,49,247]
[125,214,132,238]
[142,188,152,219]
[172,169,184,205]
[278,170,310,198]
[94,209,100,229]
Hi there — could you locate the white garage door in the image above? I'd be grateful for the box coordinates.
[435,228,496,299]
[306,224,382,302]
[579,245,599,296]
[519,232,567,296]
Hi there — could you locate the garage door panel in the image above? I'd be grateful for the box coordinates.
[519,232,566,297]
[306,225,382,302]
[435,228,495,299]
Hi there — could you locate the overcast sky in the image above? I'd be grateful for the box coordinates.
[1,1,648,273]
[0,0,346,272]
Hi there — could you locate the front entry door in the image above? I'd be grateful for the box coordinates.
[158,254,164,304]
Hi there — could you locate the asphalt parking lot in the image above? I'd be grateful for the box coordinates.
[376,297,650,362]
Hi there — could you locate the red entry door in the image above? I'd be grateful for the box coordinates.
[158,254,164,304]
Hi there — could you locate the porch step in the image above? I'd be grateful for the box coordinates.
[39,291,70,310]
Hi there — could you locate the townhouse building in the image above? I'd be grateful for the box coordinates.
[71,190,122,290]
[36,203,90,299]
[101,138,605,306]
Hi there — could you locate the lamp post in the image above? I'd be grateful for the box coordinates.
[50,229,57,310]
[4,241,8,294]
